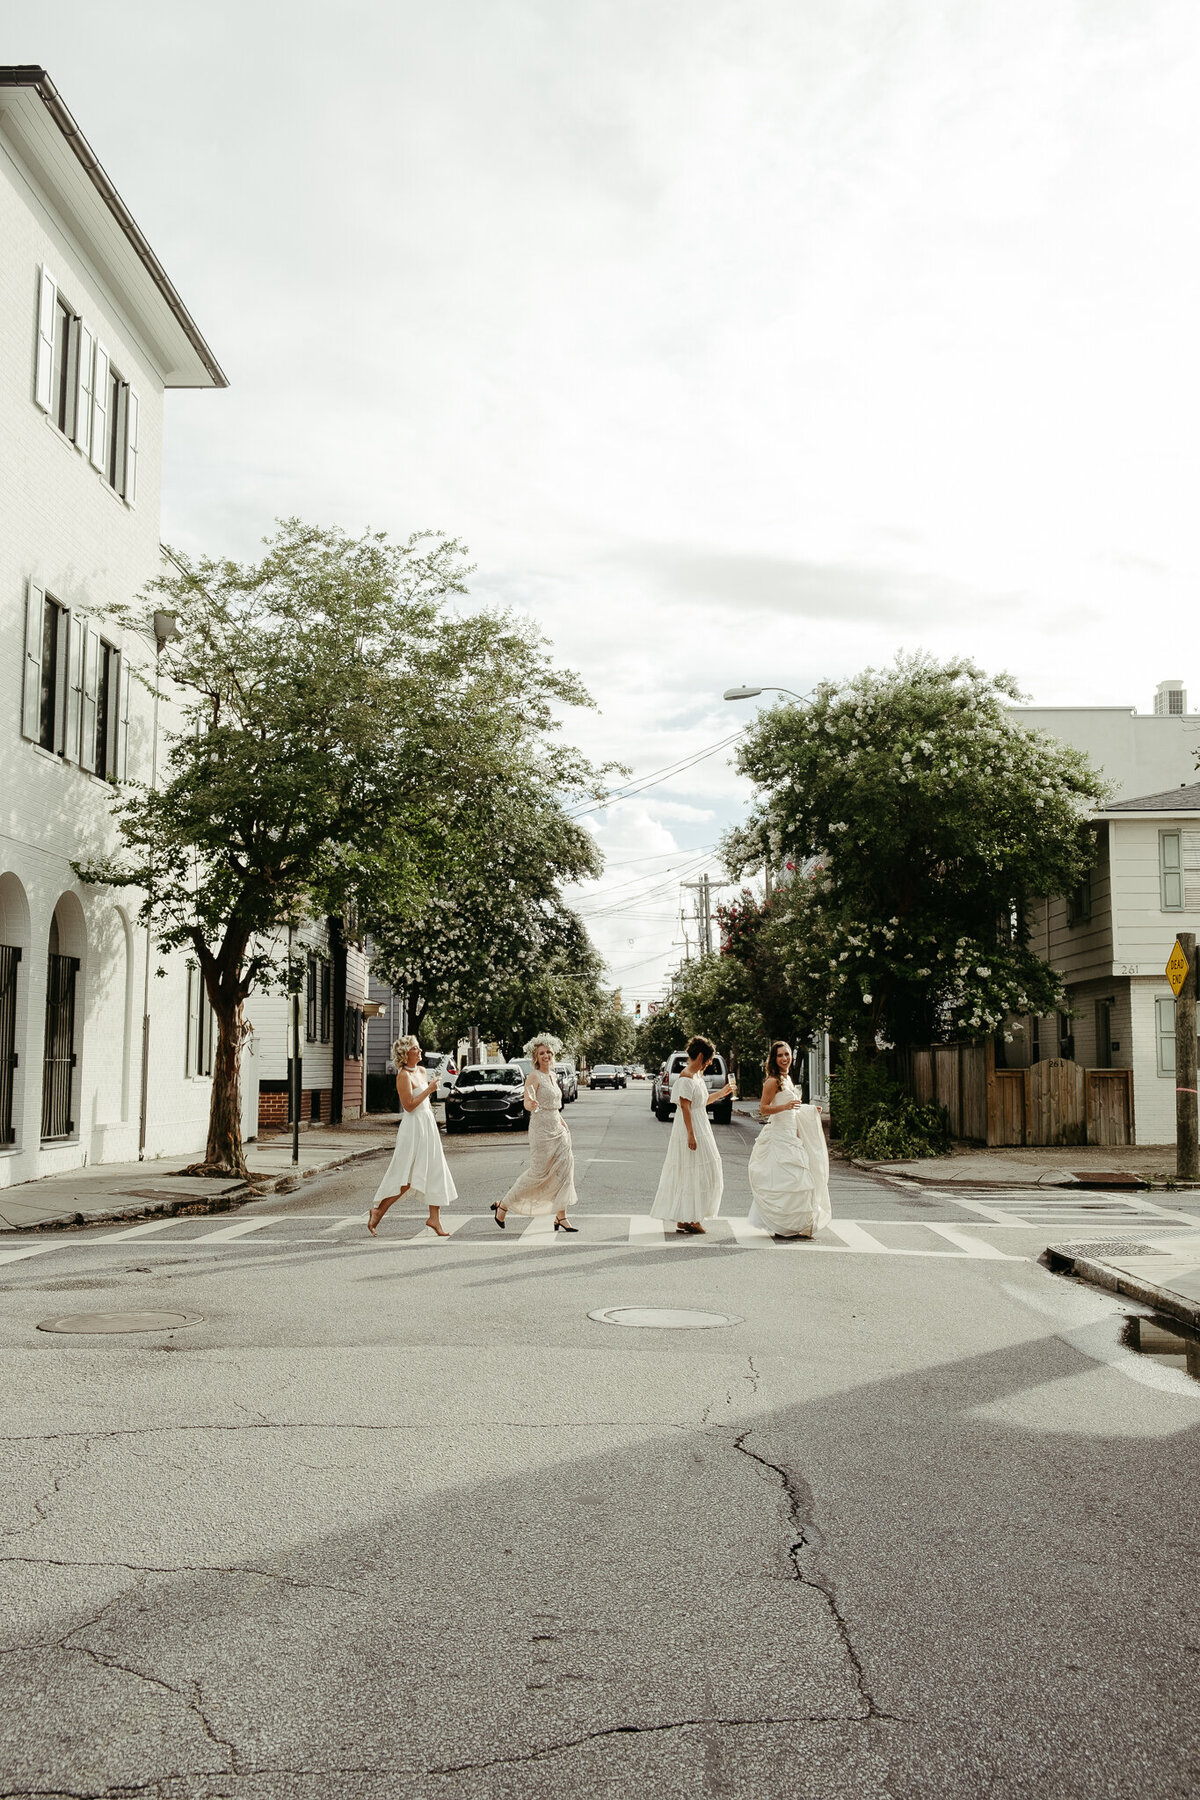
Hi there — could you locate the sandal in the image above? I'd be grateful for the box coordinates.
[490,1203,506,1231]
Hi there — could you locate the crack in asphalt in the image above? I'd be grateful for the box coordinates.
[731,1429,903,1725]
[0,1421,692,1445]
[59,1611,238,1776]
[0,1554,362,1598]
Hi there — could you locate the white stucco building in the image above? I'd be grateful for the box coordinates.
[0,66,233,1185]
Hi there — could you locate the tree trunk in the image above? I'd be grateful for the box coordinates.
[192,998,249,1178]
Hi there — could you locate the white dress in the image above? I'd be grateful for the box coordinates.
[651,1074,724,1221]
[500,1070,577,1215]
[748,1080,831,1238]
[371,1077,458,1210]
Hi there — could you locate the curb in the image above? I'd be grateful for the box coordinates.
[1,1143,390,1236]
[1043,1243,1200,1334]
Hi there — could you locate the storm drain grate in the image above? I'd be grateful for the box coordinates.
[36,1310,204,1335]
[1049,1240,1166,1260]
[587,1306,742,1330]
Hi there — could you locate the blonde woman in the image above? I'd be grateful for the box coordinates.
[747,1041,831,1239]
[492,1037,578,1232]
[368,1037,458,1237]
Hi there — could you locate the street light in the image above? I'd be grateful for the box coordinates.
[723,684,806,702]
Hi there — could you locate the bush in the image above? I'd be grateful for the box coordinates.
[830,1058,949,1161]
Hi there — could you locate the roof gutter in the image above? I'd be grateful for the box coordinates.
[0,65,228,388]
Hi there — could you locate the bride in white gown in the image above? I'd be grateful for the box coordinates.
[748,1041,831,1239]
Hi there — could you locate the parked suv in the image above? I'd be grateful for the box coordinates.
[445,1065,530,1134]
[652,1051,732,1124]
[554,1061,578,1102]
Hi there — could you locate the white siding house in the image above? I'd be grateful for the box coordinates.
[0,67,231,1184]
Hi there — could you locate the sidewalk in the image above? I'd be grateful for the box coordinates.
[0,1114,396,1233]
[853,1142,1190,1190]
[1046,1235,1200,1333]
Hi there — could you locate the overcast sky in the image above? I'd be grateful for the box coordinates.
[11,0,1200,1003]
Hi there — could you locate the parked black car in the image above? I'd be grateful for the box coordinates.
[445,1065,530,1134]
[590,1064,626,1090]
[652,1051,732,1124]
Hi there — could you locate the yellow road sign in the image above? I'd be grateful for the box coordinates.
[1166,939,1190,997]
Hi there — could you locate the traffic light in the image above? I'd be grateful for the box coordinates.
[635,1001,641,1017]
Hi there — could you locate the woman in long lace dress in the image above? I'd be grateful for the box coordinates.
[368,1036,458,1238]
[492,1038,579,1232]
[748,1041,831,1239]
[650,1035,736,1234]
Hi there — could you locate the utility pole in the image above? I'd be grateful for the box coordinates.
[1172,932,1198,1180]
[681,873,732,957]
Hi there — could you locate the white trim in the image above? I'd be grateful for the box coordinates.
[34,264,56,411]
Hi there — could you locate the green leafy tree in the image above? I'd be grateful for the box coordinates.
[77,519,595,1176]
[580,999,637,1067]
[724,654,1107,1054]
[635,1007,681,1070]
[367,771,603,1047]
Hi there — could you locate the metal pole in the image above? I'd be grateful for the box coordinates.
[1176,931,1198,1181]
[288,926,301,1167]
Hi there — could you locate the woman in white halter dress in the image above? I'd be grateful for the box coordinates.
[748,1041,831,1239]
[368,1036,458,1237]
[650,1035,736,1234]
[493,1038,579,1231]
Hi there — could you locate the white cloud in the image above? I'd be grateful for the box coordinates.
[13,0,1200,998]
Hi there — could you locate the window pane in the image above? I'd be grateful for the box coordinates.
[52,299,72,433]
[38,599,58,752]
[107,371,122,488]
[94,642,112,777]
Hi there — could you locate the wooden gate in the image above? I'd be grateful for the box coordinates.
[1029,1058,1086,1147]
[990,1068,1028,1146]
[1085,1069,1133,1146]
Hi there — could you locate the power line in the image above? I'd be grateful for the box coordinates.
[570,730,747,820]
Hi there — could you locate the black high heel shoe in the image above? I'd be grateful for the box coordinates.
[490,1203,506,1230]
[554,1217,578,1232]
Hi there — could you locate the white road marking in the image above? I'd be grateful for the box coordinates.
[628,1216,665,1243]
[90,1217,184,1242]
[923,1223,1022,1260]
[825,1220,892,1254]
[201,1217,282,1242]
[726,1217,773,1245]
[515,1215,557,1246]
[0,1242,59,1267]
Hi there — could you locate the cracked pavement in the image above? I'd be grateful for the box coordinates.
[1,1088,1198,1798]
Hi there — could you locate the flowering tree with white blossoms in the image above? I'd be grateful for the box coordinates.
[723,654,1107,1053]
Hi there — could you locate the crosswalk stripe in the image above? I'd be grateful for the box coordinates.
[628,1216,665,1243]
[91,1217,183,1242]
[201,1216,281,1242]
[923,1223,1022,1260]
[825,1220,891,1254]
[515,1215,557,1246]
[0,1242,58,1267]
[726,1217,773,1245]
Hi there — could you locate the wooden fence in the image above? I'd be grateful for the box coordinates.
[894,1040,1132,1147]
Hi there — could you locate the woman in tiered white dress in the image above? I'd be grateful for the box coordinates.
[368,1036,458,1238]
[651,1035,736,1234]
[748,1041,831,1239]
[492,1038,579,1232]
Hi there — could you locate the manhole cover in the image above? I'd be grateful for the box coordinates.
[36,1310,204,1335]
[587,1306,742,1330]
[1051,1241,1165,1259]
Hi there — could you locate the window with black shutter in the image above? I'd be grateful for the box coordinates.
[0,945,20,1146]
[306,956,318,1042]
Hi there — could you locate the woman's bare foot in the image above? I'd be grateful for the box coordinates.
[426,1210,449,1237]
[367,1205,384,1237]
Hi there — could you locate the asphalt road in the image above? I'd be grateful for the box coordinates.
[2,1086,1199,1799]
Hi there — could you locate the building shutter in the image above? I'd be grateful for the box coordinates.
[22,580,45,741]
[90,342,110,471]
[113,653,131,782]
[80,621,100,772]
[124,388,139,504]
[185,964,198,1077]
[74,321,94,457]
[34,267,57,412]
[66,614,86,767]
[1160,831,1184,911]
